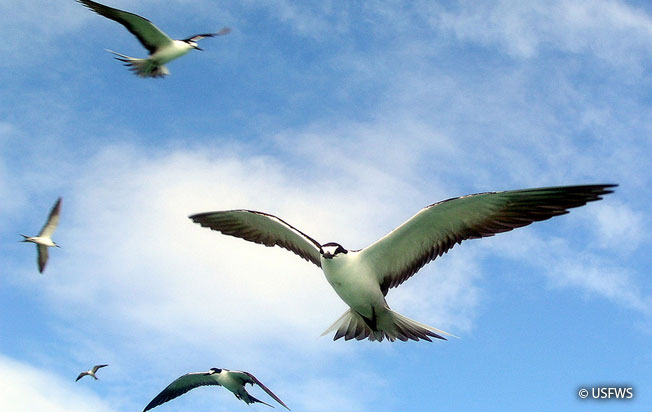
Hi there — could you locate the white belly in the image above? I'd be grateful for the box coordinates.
[217,372,243,394]
[25,236,55,247]
[151,41,191,64]
[321,251,386,319]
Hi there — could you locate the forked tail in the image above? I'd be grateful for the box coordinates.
[241,392,274,408]
[321,308,457,342]
[105,50,169,78]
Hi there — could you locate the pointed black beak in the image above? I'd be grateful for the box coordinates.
[195,46,204,51]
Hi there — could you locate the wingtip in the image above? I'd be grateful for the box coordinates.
[601,183,619,193]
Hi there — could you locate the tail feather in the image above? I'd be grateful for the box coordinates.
[322,308,456,342]
[241,391,274,408]
[105,50,169,78]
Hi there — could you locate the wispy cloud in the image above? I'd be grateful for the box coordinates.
[435,0,652,66]
[485,227,652,316]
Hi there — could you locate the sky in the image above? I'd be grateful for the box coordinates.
[1,0,651,411]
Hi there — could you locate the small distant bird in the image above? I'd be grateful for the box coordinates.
[76,364,109,381]
[77,0,230,78]
[143,368,290,411]
[190,184,617,342]
[21,197,62,273]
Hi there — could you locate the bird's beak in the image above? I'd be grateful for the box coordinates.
[195,46,204,51]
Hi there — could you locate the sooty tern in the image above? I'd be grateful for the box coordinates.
[77,0,230,78]
[143,368,290,411]
[76,364,108,381]
[190,184,617,342]
[21,197,61,273]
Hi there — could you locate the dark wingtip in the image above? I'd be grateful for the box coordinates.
[217,27,231,35]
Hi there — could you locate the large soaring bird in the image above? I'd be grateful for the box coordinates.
[191,184,616,342]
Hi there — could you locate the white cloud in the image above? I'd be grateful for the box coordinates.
[41,144,418,356]
[435,0,652,66]
[548,256,651,314]
[587,200,648,253]
[0,355,118,412]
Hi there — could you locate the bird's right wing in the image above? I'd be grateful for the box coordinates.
[232,370,291,410]
[38,197,61,238]
[143,372,220,412]
[189,210,323,267]
[77,0,173,54]
[75,372,88,382]
[360,184,617,294]
[37,245,48,274]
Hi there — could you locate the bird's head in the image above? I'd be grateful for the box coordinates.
[209,368,222,374]
[321,242,348,259]
[189,41,203,51]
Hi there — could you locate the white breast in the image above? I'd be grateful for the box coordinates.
[320,251,386,318]
[151,40,192,64]
[216,372,242,393]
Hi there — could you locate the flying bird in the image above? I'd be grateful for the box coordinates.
[190,184,617,342]
[77,0,230,78]
[143,368,290,411]
[21,197,62,273]
[76,364,109,381]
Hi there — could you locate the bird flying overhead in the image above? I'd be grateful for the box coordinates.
[21,197,62,273]
[143,368,290,411]
[77,0,230,77]
[76,364,109,381]
[190,184,617,342]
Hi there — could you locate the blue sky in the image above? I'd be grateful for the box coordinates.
[1,0,651,411]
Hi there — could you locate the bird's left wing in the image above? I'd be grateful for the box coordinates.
[77,0,173,54]
[75,372,88,381]
[183,27,231,42]
[232,371,291,410]
[38,197,61,238]
[143,372,219,412]
[360,184,617,294]
[92,364,108,373]
[190,210,322,267]
[37,245,48,274]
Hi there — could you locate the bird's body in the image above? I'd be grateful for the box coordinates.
[322,249,384,317]
[143,368,289,411]
[77,0,230,77]
[21,197,62,273]
[149,40,194,65]
[21,235,57,248]
[76,364,108,381]
[190,184,616,342]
